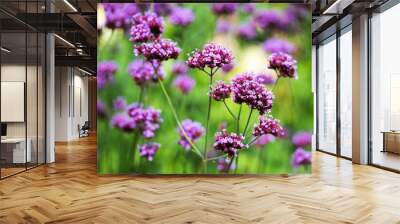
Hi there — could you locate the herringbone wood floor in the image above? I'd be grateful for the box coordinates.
[1,135,400,224]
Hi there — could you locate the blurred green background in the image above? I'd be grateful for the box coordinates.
[97,3,312,174]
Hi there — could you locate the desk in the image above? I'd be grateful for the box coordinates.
[382,131,400,154]
[1,138,31,163]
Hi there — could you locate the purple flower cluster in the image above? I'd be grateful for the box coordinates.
[130,12,164,43]
[139,143,160,161]
[113,96,126,111]
[254,10,284,30]
[292,132,312,147]
[237,22,257,40]
[126,104,163,138]
[187,43,233,70]
[254,72,276,85]
[216,19,231,34]
[134,39,181,61]
[231,73,274,114]
[217,158,235,171]
[177,119,205,151]
[211,81,231,101]
[214,130,246,158]
[254,134,276,147]
[97,61,118,89]
[154,3,174,16]
[282,5,308,29]
[102,3,139,30]
[211,3,238,15]
[253,116,285,137]
[268,52,297,79]
[292,148,311,168]
[173,75,195,95]
[97,100,107,118]
[111,113,136,132]
[221,63,234,73]
[128,59,158,86]
[169,7,194,27]
[263,38,296,54]
[241,3,255,14]
[171,61,188,76]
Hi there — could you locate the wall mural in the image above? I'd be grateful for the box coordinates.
[97,3,312,174]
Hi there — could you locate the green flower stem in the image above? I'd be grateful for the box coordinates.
[138,86,145,104]
[227,156,235,173]
[272,76,280,92]
[157,78,203,159]
[234,155,239,174]
[203,73,214,172]
[243,109,254,136]
[130,130,140,169]
[206,154,227,161]
[236,104,242,133]
[247,136,260,146]
[223,100,237,120]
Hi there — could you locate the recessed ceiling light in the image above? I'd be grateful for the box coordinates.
[1,47,11,53]
[54,34,75,48]
[63,0,78,12]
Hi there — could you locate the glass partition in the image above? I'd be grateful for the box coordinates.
[371,3,400,171]
[0,0,46,179]
[1,30,28,177]
[317,35,337,154]
[339,27,352,158]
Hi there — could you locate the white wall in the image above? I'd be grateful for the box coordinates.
[54,67,89,141]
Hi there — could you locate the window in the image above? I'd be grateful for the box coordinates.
[317,36,337,154]
[339,27,352,158]
[370,3,400,171]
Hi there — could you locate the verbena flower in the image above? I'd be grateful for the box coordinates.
[211,3,238,15]
[97,61,118,89]
[292,132,312,147]
[217,158,235,171]
[263,38,296,54]
[213,130,246,158]
[139,142,160,161]
[242,3,255,14]
[231,73,274,114]
[211,81,231,101]
[134,39,181,61]
[292,148,312,168]
[254,10,284,30]
[111,113,136,132]
[254,134,276,147]
[102,3,139,30]
[282,5,308,29]
[267,52,297,79]
[221,63,234,73]
[171,61,188,76]
[173,75,195,95]
[254,72,276,85]
[216,19,231,33]
[154,3,174,16]
[237,22,257,40]
[253,115,285,137]
[187,43,233,70]
[169,7,194,26]
[129,12,164,43]
[177,119,205,151]
[113,96,126,111]
[97,100,107,118]
[126,104,163,138]
[128,59,157,86]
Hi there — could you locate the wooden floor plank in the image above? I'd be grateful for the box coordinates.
[0,135,399,223]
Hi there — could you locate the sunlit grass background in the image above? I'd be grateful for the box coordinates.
[97,3,312,174]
